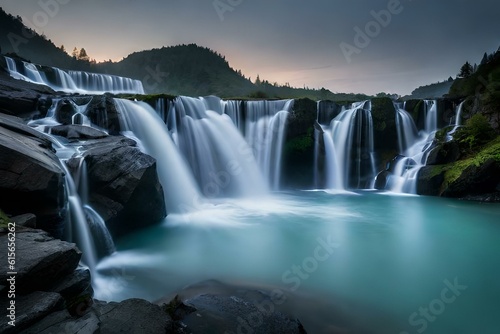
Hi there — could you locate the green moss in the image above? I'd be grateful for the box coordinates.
[441,136,500,186]
[285,127,313,154]
[0,209,10,229]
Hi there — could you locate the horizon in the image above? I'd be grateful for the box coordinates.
[1,1,499,96]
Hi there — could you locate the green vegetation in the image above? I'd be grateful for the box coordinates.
[0,209,10,229]
[285,128,313,154]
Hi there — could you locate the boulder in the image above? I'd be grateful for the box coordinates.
[0,69,55,119]
[426,140,461,165]
[416,166,445,196]
[54,99,77,125]
[443,158,500,198]
[85,94,122,134]
[0,230,81,293]
[22,299,174,334]
[0,291,64,334]
[0,114,67,237]
[67,136,166,237]
[50,124,108,141]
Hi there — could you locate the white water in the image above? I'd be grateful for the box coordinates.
[448,101,465,137]
[4,56,144,94]
[319,101,376,190]
[115,99,202,212]
[388,101,437,194]
[244,100,292,189]
[169,96,268,197]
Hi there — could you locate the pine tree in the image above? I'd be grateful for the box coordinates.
[78,48,89,62]
[72,47,79,58]
[480,52,488,65]
[458,61,473,78]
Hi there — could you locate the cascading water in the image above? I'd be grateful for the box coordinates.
[317,101,376,190]
[115,98,202,212]
[448,101,465,137]
[387,101,438,194]
[244,100,292,189]
[167,96,268,197]
[395,102,419,155]
[4,56,144,94]
[424,100,438,133]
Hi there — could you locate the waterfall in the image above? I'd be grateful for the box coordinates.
[317,101,376,190]
[4,56,144,94]
[395,102,419,155]
[167,96,268,197]
[424,100,438,133]
[115,99,202,212]
[448,101,465,136]
[223,100,245,133]
[244,100,292,190]
[387,102,436,194]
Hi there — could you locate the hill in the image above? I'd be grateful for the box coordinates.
[402,80,454,100]
[0,7,369,99]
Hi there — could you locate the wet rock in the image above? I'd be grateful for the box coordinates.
[0,291,63,334]
[67,136,166,237]
[50,124,108,141]
[0,230,81,293]
[0,114,67,237]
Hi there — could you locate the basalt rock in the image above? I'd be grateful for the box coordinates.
[67,136,166,238]
[0,114,67,237]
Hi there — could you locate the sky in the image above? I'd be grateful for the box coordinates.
[1,0,499,96]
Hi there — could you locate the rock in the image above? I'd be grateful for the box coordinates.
[97,299,173,333]
[159,280,308,334]
[67,136,166,237]
[0,114,67,237]
[175,294,307,334]
[0,291,63,334]
[85,94,122,135]
[374,170,390,190]
[54,99,78,125]
[21,309,100,334]
[371,97,398,153]
[416,166,445,196]
[11,213,36,228]
[0,69,55,119]
[0,230,81,293]
[50,125,108,141]
[426,140,461,165]
[443,158,500,198]
[45,267,94,316]
[316,100,341,125]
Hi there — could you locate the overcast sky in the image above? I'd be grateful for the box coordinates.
[2,0,499,95]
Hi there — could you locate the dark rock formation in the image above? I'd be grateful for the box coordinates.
[0,230,81,293]
[0,114,67,237]
[426,140,461,165]
[85,94,122,134]
[67,136,166,238]
[443,158,500,198]
[50,124,108,141]
[0,68,55,119]
[54,99,78,125]
[416,166,445,196]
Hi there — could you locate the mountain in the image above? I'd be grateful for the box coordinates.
[403,80,454,100]
[0,7,370,99]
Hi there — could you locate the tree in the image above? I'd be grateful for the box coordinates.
[78,48,90,62]
[458,61,473,78]
[72,47,79,58]
[60,45,66,53]
[480,52,488,65]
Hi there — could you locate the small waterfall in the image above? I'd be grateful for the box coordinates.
[318,101,376,190]
[4,56,144,94]
[59,162,97,271]
[223,100,245,134]
[395,102,419,155]
[424,100,438,133]
[168,96,268,197]
[115,98,202,212]
[387,103,436,194]
[448,101,465,136]
[244,100,292,190]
